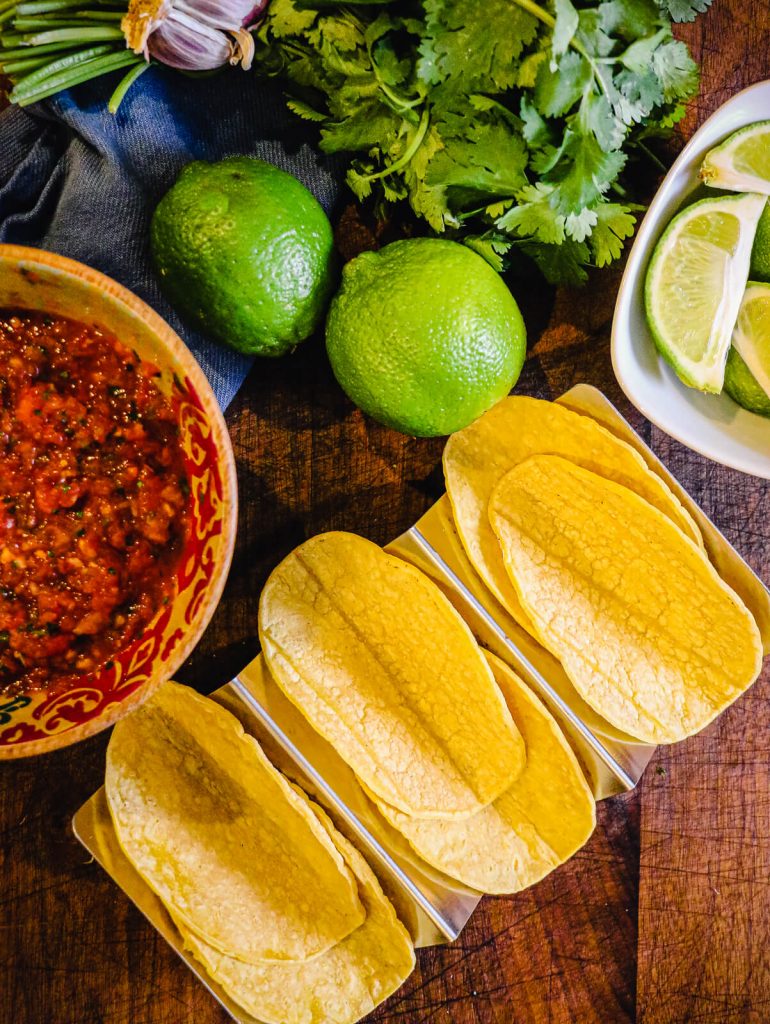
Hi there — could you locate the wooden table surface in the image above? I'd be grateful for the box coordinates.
[3,4,770,1023]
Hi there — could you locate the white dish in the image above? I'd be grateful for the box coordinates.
[611,79,770,478]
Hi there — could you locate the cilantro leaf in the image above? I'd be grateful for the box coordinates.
[575,10,615,57]
[265,0,317,37]
[286,98,327,122]
[600,0,662,38]
[547,132,627,216]
[320,105,402,153]
[519,237,591,286]
[552,0,579,61]
[652,38,700,101]
[659,0,714,22]
[580,93,625,152]
[424,119,529,216]
[534,51,592,118]
[616,67,664,121]
[418,0,539,94]
[588,203,638,266]
[497,183,566,245]
[461,234,513,272]
[520,95,554,149]
[565,207,598,243]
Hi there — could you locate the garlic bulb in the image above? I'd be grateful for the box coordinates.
[122,0,266,72]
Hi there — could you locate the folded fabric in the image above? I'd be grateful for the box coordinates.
[0,65,342,408]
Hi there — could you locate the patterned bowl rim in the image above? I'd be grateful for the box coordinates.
[0,244,238,759]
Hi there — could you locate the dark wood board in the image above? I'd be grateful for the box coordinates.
[2,3,770,1021]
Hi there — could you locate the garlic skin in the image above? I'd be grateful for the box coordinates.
[123,0,265,72]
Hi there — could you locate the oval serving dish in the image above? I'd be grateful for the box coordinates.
[612,78,770,478]
[0,245,237,758]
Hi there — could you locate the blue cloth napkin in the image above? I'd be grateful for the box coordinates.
[0,65,342,408]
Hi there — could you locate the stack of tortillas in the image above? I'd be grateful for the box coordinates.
[104,684,415,1024]
[259,531,596,896]
[443,396,763,745]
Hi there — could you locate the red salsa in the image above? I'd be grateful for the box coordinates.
[0,310,190,696]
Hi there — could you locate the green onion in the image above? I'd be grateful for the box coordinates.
[1,52,52,71]
[16,0,123,12]
[11,50,139,104]
[23,25,124,43]
[10,42,113,87]
[0,40,82,59]
[14,17,109,29]
[107,54,149,112]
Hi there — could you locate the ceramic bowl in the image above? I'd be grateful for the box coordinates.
[612,79,770,478]
[0,245,237,758]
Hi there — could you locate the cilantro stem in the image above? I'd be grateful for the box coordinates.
[505,0,556,30]
[372,65,424,113]
[506,0,610,100]
[636,139,667,173]
[356,106,429,183]
[365,36,424,114]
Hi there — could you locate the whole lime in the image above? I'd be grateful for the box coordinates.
[325,239,526,436]
[151,157,335,357]
[750,199,770,283]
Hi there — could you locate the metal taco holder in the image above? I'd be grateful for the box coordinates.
[73,384,770,1021]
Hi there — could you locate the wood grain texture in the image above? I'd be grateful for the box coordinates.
[1,4,770,1021]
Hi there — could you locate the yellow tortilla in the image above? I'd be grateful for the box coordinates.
[489,456,763,743]
[443,396,704,634]
[178,806,416,1024]
[258,531,525,819]
[106,682,365,963]
[370,651,595,894]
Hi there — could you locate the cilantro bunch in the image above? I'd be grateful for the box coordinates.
[256,0,710,284]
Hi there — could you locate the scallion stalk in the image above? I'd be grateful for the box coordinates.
[2,52,55,70]
[24,25,124,43]
[107,56,148,111]
[11,49,139,103]
[11,41,114,86]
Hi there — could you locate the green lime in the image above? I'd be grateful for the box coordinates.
[723,281,770,418]
[750,200,770,282]
[151,157,335,357]
[700,120,770,195]
[325,239,526,437]
[723,347,770,418]
[644,192,765,392]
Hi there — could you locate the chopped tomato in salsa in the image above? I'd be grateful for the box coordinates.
[0,310,190,696]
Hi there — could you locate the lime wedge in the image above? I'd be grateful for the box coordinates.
[723,346,770,418]
[645,193,766,392]
[728,281,770,412]
[700,121,770,194]
[750,199,770,281]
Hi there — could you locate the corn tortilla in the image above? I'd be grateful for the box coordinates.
[488,456,763,743]
[106,682,365,963]
[370,651,595,894]
[443,396,704,634]
[177,805,416,1024]
[258,531,525,819]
